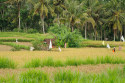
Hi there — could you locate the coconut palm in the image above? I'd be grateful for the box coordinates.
[105,0,125,41]
[81,13,95,39]
[8,0,25,31]
[28,0,53,34]
[63,0,82,32]
[53,0,66,26]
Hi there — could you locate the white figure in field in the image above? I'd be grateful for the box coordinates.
[16,39,18,43]
[121,36,125,42]
[119,46,122,51]
[30,47,34,51]
[59,46,61,52]
[49,39,52,49]
[107,44,110,49]
[102,41,105,45]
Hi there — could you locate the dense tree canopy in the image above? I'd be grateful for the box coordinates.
[0,0,125,41]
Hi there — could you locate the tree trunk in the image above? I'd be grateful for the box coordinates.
[85,23,87,39]
[41,16,45,34]
[18,3,21,32]
[120,31,122,41]
[114,30,116,41]
[72,25,74,32]
[124,25,125,38]
[57,13,60,26]
[104,29,106,40]
[101,27,102,40]
[94,28,97,40]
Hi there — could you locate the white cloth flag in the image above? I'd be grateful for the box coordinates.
[121,36,125,42]
[107,44,110,49]
[49,39,52,49]
[59,47,61,52]
[102,41,105,45]
[30,47,34,51]
[16,39,18,43]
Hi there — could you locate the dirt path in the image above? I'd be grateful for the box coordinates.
[12,42,32,46]
[0,64,123,77]
[0,45,12,51]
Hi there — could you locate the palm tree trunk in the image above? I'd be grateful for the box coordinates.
[124,26,125,38]
[104,29,106,40]
[72,25,74,32]
[1,10,4,32]
[85,23,87,39]
[101,27,102,40]
[41,16,45,34]
[114,30,116,41]
[18,3,21,32]
[94,28,97,40]
[58,13,60,26]
[120,31,122,41]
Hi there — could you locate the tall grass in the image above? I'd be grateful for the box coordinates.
[54,68,125,83]
[54,70,80,83]
[0,75,16,83]
[20,70,49,83]
[24,59,41,68]
[24,56,125,68]
[0,57,16,68]
[1,67,125,82]
[24,57,64,68]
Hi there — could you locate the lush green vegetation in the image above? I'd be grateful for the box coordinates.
[1,67,125,83]
[24,56,125,68]
[20,70,49,83]
[0,32,53,39]
[49,24,83,47]
[0,0,125,41]
[0,57,16,68]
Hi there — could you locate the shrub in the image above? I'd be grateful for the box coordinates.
[27,28,38,33]
[13,28,23,32]
[0,57,16,68]
[32,38,44,50]
[11,47,21,51]
[49,24,83,47]
[20,70,49,83]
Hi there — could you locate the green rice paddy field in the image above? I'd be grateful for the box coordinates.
[0,32,125,83]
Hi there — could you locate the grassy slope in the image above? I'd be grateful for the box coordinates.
[0,32,54,39]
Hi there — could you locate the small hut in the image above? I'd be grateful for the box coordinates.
[43,37,56,48]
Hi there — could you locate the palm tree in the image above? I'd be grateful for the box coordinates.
[105,0,125,41]
[81,13,95,39]
[83,0,102,40]
[53,0,66,26]
[28,0,53,34]
[9,0,25,32]
[64,0,82,32]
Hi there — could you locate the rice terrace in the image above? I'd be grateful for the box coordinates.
[0,0,125,83]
